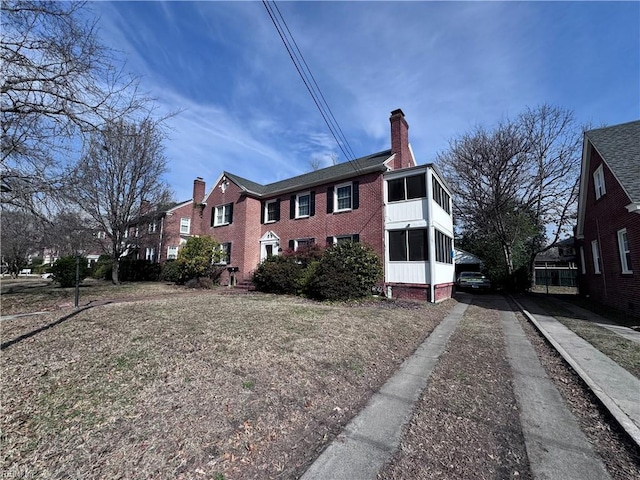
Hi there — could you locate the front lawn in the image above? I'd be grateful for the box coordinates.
[1,289,454,479]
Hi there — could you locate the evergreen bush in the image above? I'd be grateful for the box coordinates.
[51,255,88,288]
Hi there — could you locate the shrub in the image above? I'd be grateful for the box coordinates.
[161,259,185,283]
[303,242,382,301]
[162,236,225,285]
[252,255,304,294]
[51,255,89,288]
[118,259,162,282]
[91,255,113,280]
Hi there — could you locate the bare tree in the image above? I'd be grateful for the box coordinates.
[0,208,43,276]
[438,105,583,285]
[71,118,172,284]
[1,1,148,214]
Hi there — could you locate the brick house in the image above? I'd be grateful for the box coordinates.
[575,120,640,315]
[160,109,455,302]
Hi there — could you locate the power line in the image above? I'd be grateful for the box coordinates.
[262,1,369,175]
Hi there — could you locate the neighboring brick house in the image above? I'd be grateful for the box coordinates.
[533,237,578,288]
[150,109,454,302]
[575,120,640,315]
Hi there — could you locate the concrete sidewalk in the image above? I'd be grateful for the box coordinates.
[514,296,640,447]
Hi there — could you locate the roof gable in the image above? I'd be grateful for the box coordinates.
[585,120,640,203]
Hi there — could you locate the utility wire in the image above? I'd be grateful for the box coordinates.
[263,0,371,176]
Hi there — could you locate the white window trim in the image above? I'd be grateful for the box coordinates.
[214,204,232,226]
[180,217,191,234]
[296,192,311,218]
[216,243,230,265]
[591,240,601,274]
[294,238,313,251]
[593,165,606,200]
[579,246,586,274]
[265,200,278,223]
[617,228,632,274]
[334,182,353,212]
[167,246,179,260]
[148,221,157,234]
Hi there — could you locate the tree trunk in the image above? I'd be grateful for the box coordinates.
[112,258,120,285]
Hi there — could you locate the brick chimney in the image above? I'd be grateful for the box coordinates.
[193,177,206,203]
[390,109,411,170]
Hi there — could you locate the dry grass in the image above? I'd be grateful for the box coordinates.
[1,289,454,479]
[523,296,640,378]
[1,278,185,316]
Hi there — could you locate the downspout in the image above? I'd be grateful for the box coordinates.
[596,218,608,299]
[159,216,165,263]
[427,170,436,302]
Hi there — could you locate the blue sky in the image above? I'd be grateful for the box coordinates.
[93,1,640,202]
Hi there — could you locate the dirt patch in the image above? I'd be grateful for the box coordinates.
[1,291,454,479]
[379,296,530,479]
[510,300,640,479]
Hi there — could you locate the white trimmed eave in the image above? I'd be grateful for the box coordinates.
[626,203,640,213]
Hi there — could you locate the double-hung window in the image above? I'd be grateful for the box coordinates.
[180,217,191,234]
[265,200,279,223]
[335,183,352,212]
[167,246,178,260]
[148,221,157,234]
[327,234,360,246]
[289,238,315,251]
[618,229,632,273]
[593,165,606,200]
[145,247,155,262]
[213,203,233,226]
[389,229,428,261]
[591,240,601,274]
[296,193,310,218]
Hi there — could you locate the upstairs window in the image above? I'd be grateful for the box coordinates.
[291,192,315,219]
[335,183,353,211]
[327,182,359,213]
[593,165,606,200]
[432,177,451,214]
[389,229,428,261]
[180,217,191,234]
[148,221,157,234]
[388,174,426,202]
[263,200,280,223]
[618,229,632,273]
[213,203,233,227]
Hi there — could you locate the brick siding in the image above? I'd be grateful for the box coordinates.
[578,146,640,315]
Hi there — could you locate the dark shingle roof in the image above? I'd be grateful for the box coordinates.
[585,120,640,203]
[223,150,392,198]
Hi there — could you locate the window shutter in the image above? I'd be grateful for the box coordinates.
[226,242,232,264]
[353,234,360,243]
[275,199,281,221]
[228,203,234,224]
[310,191,316,216]
[353,181,359,209]
[327,186,334,213]
[260,201,265,224]
[326,236,333,246]
[210,208,215,227]
[289,240,295,250]
[290,195,296,219]
[310,238,315,244]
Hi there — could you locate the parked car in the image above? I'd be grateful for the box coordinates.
[456,271,491,292]
[41,272,53,279]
